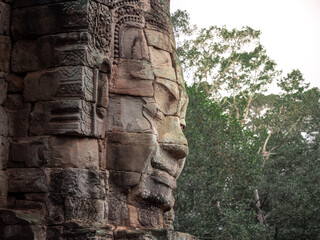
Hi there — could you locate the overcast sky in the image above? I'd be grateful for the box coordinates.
[170,0,320,90]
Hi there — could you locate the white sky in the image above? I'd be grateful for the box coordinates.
[170,0,320,90]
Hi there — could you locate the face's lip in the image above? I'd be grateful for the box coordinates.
[150,169,177,189]
[151,158,178,177]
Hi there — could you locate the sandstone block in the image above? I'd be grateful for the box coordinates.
[106,132,156,172]
[65,197,106,223]
[48,136,99,169]
[108,194,128,225]
[46,226,64,240]
[0,170,7,207]
[61,168,106,199]
[24,66,95,103]
[107,95,152,133]
[145,29,173,53]
[110,60,154,97]
[7,74,23,93]
[0,210,46,240]
[12,0,89,40]
[119,26,149,60]
[109,171,141,189]
[0,106,8,137]
[97,71,109,108]
[153,65,177,82]
[0,72,8,105]
[9,137,49,168]
[23,193,48,202]
[30,100,94,136]
[0,2,10,36]
[138,207,162,227]
[11,33,107,73]
[1,225,36,240]
[149,47,172,67]
[159,116,188,147]
[0,35,11,73]
[13,200,46,211]
[7,168,48,193]
[13,0,68,8]
[47,193,64,224]
[4,94,31,137]
[8,137,99,169]
[0,136,9,169]
[154,78,179,116]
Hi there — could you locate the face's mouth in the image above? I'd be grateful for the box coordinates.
[150,169,177,189]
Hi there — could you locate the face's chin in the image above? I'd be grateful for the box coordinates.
[140,173,175,210]
[136,157,186,210]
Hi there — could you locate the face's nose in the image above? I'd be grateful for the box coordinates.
[159,116,188,159]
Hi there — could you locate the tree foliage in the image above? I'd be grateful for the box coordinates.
[172,10,320,240]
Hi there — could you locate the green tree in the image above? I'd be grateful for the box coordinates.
[172,10,320,240]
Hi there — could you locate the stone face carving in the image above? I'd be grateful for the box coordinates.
[0,0,197,239]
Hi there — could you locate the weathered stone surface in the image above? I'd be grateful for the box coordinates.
[9,137,49,168]
[7,168,48,193]
[0,0,195,238]
[47,193,64,224]
[97,71,109,108]
[65,197,106,222]
[110,60,154,97]
[0,2,10,36]
[30,100,94,136]
[0,136,9,169]
[61,168,106,199]
[13,200,46,211]
[11,33,108,73]
[24,66,95,103]
[0,72,8,104]
[107,95,152,133]
[114,229,198,240]
[154,78,180,115]
[108,194,129,225]
[145,29,173,53]
[12,1,89,40]
[153,65,177,82]
[107,132,156,172]
[9,137,99,169]
[63,224,113,240]
[109,171,141,188]
[4,94,31,137]
[0,35,11,73]
[149,47,173,67]
[7,74,23,93]
[159,116,188,146]
[49,136,99,168]
[119,26,149,60]
[0,170,7,207]
[13,0,68,8]
[0,210,46,240]
[138,207,162,227]
[0,106,8,137]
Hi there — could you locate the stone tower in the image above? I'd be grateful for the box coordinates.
[0,0,196,239]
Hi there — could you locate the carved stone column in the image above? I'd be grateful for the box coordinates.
[0,0,197,239]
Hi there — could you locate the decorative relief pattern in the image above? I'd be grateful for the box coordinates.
[88,1,112,54]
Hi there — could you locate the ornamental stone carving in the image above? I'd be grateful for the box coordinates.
[0,0,197,239]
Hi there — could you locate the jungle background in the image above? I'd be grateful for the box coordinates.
[171,10,320,240]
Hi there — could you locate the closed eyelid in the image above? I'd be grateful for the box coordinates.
[143,103,163,120]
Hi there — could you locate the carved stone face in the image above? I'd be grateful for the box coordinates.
[106,23,188,209]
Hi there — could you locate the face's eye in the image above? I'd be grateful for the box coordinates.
[143,103,164,121]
